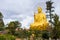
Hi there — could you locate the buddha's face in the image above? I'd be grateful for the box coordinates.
[38,7,42,13]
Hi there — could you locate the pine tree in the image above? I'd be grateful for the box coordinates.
[52,14,60,39]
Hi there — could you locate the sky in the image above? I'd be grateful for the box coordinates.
[0,0,60,29]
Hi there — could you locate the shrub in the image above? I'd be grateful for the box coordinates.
[0,34,15,40]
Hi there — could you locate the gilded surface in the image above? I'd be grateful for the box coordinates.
[30,7,49,30]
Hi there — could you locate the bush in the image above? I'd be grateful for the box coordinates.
[42,31,49,39]
[0,35,6,40]
[0,34,16,40]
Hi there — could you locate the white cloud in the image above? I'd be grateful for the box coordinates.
[21,16,33,29]
[0,0,60,28]
[3,18,15,25]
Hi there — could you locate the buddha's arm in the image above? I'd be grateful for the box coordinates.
[34,14,38,22]
[43,14,47,21]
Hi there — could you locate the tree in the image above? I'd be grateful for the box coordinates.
[7,21,21,35]
[0,12,4,31]
[42,30,49,39]
[52,14,60,39]
[14,28,24,38]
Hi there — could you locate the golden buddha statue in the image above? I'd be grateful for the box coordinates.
[30,7,49,30]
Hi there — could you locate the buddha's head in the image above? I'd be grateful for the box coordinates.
[38,7,42,13]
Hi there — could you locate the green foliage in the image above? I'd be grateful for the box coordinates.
[14,29,24,38]
[52,14,60,39]
[0,12,3,18]
[54,14,59,26]
[42,31,49,39]
[0,34,15,40]
[14,29,31,38]
[0,12,4,31]
[0,27,5,31]
[34,30,41,37]
[0,21,4,27]
[0,35,6,40]
[7,21,21,35]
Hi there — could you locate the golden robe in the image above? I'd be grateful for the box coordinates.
[30,7,49,30]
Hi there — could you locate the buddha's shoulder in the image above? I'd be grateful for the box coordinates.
[41,12,46,15]
[34,13,38,16]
